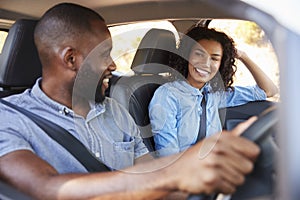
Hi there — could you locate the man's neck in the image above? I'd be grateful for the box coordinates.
[40,78,93,118]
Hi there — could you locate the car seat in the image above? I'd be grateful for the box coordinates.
[0,19,42,98]
[109,28,179,155]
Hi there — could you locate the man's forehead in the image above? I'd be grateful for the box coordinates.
[90,19,110,35]
[86,37,112,60]
[90,21,112,47]
[87,23,112,47]
[95,34,112,50]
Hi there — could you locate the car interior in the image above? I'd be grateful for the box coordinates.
[109,28,179,154]
[108,25,276,155]
[2,0,298,199]
[0,19,41,98]
[0,15,278,199]
[0,20,41,199]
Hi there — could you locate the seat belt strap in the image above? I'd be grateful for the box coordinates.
[197,93,207,141]
[0,99,110,172]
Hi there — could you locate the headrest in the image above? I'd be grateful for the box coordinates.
[131,28,177,74]
[0,19,42,89]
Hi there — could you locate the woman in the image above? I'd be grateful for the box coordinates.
[148,26,278,157]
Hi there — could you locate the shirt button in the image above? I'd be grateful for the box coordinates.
[59,107,69,115]
[95,152,100,158]
[64,107,69,114]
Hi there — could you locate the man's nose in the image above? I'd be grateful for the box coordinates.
[107,60,116,71]
[104,56,116,71]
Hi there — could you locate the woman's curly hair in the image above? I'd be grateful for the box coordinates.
[170,26,237,92]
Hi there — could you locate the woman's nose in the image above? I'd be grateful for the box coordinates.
[198,56,211,68]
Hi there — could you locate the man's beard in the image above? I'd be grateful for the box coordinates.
[73,63,106,104]
[94,80,105,103]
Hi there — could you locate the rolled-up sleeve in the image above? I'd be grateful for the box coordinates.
[0,110,34,157]
[219,85,267,108]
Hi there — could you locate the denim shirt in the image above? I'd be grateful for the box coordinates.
[149,80,266,157]
[0,78,148,172]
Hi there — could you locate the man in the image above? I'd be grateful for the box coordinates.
[0,3,260,199]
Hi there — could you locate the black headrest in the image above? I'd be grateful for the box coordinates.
[0,19,42,89]
[111,29,178,153]
[130,28,177,74]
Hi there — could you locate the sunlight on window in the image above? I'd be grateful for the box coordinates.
[0,31,8,54]
[108,19,280,101]
[109,21,178,74]
[209,20,280,101]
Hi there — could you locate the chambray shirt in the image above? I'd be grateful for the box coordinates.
[149,80,266,157]
[0,78,148,172]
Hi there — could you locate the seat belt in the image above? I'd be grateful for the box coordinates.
[0,99,110,172]
[196,92,206,141]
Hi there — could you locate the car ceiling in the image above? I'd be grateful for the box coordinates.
[0,0,240,27]
[0,0,134,18]
[0,0,280,51]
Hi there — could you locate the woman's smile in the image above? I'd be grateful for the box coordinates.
[194,67,210,77]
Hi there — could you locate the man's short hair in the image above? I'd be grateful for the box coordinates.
[34,3,105,64]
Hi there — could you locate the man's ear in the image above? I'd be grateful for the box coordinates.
[61,47,77,71]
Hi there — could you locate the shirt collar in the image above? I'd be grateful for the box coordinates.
[86,100,106,122]
[31,78,107,120]
[31,78,74,116]
[175,80,211,95]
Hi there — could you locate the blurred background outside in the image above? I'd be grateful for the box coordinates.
[109,19,280,101]
[0,19,279,101]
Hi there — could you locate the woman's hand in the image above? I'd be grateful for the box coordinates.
[236,49,248,61]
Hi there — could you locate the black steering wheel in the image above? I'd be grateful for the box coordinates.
[188,106,279,200]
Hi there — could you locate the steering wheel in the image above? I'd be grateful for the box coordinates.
[188,106,279,200]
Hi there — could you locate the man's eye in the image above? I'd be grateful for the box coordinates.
[99,51,110,59]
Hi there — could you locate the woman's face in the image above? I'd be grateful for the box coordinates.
[187,39,223,89]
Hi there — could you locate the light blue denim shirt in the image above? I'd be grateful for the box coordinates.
[0,78,148,172]
[149,80,266,157]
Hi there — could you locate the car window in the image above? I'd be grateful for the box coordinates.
[108,21,179,75]
[0,30,8,54]
[209,19,280,102]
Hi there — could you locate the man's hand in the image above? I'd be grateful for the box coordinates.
[229,116,257,136]
[171,117,260,195]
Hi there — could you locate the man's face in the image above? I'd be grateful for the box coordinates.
[73,20,116,104]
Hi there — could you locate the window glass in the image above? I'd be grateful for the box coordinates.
[209,20,280,101]
[0,30,8,54]
[109,21,178,75]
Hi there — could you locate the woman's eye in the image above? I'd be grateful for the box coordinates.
[194,51,206,57]
[211,57,220,62]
